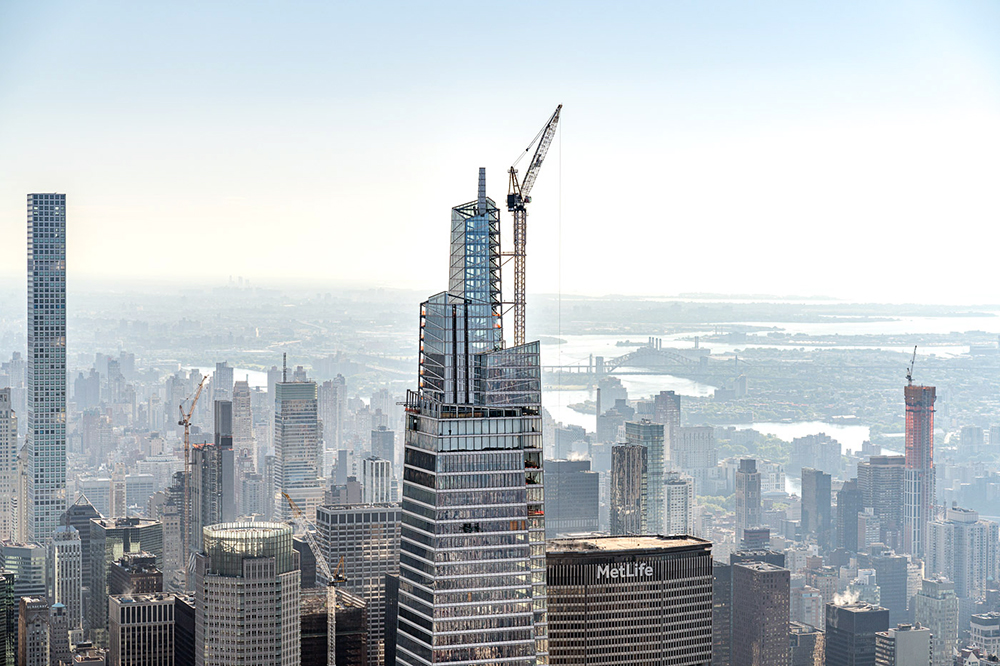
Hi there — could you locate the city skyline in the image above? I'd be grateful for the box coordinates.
[2,3,1000,303]
[5,4,1000,665]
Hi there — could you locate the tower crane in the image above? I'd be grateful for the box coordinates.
[906,345,918,385]
[178,375,208,586]
[507,104,562,347]
[284,493,345,666]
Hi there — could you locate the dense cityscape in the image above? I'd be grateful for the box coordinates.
[3,3,1000,666]
[4,166,1000,666]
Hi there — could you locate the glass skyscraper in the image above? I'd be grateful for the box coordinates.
[274,379,323,522]
[396,170,548,665]
[27,193,67,543]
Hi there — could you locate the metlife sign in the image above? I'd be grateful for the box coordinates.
[596,562,654,580]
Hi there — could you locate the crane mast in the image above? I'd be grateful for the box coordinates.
[178,375,208,588]
[507,104,562,347]
[284,493,345,666]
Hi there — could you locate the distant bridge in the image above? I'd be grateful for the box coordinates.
[542,344,711,375]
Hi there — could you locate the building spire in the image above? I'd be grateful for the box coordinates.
[477,167,486,215]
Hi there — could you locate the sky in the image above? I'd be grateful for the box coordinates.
[1,1,999,303]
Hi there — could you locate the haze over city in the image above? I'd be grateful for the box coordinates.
[2,1,1000,302]
[4,3,1000,666]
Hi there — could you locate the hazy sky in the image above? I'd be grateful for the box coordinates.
[2,2,999,303]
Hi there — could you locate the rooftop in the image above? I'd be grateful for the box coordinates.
[547,534,709,554]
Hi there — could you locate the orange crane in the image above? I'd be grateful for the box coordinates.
[507,104,562,346]
[178,375,208,586]
[284,493,345,666]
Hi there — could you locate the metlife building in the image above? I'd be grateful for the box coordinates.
[546,535,713,665]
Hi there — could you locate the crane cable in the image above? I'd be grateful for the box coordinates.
[557,114,563,412]
[512,119,550,170]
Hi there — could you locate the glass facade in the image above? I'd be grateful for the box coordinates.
[448,168,502,354]
[27,193,67,543]
[274,381,324,522]
[316,504,400,666]
[398,171,548,665]
[625,420,664,534]
[201,522,294,577]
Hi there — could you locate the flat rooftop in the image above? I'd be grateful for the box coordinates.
[547,535,709,553]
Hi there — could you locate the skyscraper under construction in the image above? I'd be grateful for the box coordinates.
[903,384,935,558]
[396,170,548,665]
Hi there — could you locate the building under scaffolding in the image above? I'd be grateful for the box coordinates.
[301,588,368,666]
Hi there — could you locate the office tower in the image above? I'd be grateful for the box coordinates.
[653,390,681,437]
[712,562,732,666]
[107,594,174,666]
[361,457,392,504]
[672,426,717,493]
[544,459,599,538]
[172,595,195,666]
[109,465,126,519]
[274,380,323,522]
[732,562,790,666]
[211,362,234,404]
[0,574,13,666]
[903,385,935,558]
[0,390,16,542]
[825,602,890,666]
[871,552,908,627]
[292,537,317,588]
[546,535,713,665]
[232,380,254,462]
[801,468,832,550]
[15,448,28,544]
[913,578,958,666]
[790,621,824,666]
[18,597,49,666]
[26,193,68,544]
[48,526,82,630]
[214,401,235,521]
[240,473,265,517]
[397,171,547,666]
[155,474,185,591]
[77,478,112,518]
[664,471,694,535]
[371,426,394,463]
[969,612,1000,655]
[318,377,345,452]
[1,542,46,599]
[735,459,762,545]
[837,479,863,552]
[189,402,236,552]
[88,518,163,646]
[857,456,905,551]
[741,527,770,551]
[925,506,999,600]
[858,509,881,552]
[316,504,400,665]
[108,553,162,596]
[874,624,931,666]
[49,604,70,666]
[792,585,825,629]
[610,444,647,535]
[730,551,787,571]
[194,522,300,666]
[625,420,665,532]
[61,498,99,604]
